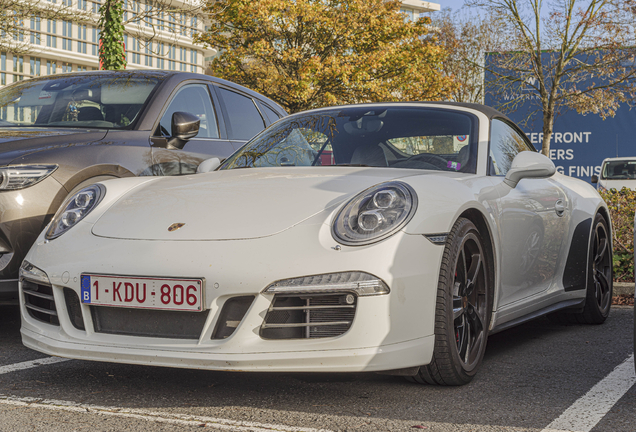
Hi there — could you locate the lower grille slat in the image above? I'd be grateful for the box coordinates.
[25,303,58,316]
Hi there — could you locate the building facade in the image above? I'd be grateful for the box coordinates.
[1,0,439,86]
[0,0,206,86]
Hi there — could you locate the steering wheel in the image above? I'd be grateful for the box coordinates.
[408,153,448,169]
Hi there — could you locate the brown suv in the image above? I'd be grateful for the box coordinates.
[0,70,286,301]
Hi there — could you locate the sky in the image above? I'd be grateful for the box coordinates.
[438,0,467,12]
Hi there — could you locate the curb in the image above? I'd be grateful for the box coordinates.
[614,282,635,296]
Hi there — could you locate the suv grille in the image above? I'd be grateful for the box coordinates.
[22,279,59,326]
[261,293,356,339]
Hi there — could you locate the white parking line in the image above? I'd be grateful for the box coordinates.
[0,357,70,375]
[0,395,334,432]
[541,353,636,432]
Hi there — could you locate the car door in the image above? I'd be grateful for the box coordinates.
[489,118,569,306]
[213,86,269,149]
[150,82,235,176]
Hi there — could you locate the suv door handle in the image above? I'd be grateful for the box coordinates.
[555,199,566,217]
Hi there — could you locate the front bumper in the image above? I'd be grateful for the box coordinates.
[21,220,445,372]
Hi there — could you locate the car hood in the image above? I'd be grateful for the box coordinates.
[0,128,108,165]
[92,167,434,241]
[599,179,636,191]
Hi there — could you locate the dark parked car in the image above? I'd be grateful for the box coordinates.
[0,70,286,300]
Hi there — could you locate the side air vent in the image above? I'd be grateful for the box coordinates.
[211,296,255,339]
[22,279,59,326]
[261,293,356,339]
[64,288,85,330]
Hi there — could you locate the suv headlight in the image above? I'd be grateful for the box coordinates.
[46,184,105,240]
[0,165,58,190]
[332,181,417,246]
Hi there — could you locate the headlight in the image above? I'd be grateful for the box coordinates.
[46,184,104,240]
[0,165,58,190]
[332,181,417,246]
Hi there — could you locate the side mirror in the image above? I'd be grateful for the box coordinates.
[591,175,599,184]
[504,151,556,188]
[196,157,221,174]
[168,112,200,149]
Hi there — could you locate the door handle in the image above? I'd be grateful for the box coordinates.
[555,199,566,217]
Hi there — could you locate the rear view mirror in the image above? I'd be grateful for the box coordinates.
[504,151,556,188]
[168,112,200,149]
[591,175,598,184]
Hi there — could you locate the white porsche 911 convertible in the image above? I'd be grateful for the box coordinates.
[20,103,613,385]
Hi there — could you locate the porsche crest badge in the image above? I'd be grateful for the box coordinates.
[168,223,186,232]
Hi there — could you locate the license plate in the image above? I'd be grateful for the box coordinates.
[80,274,204,311]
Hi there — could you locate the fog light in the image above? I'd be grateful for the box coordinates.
[263,271,389,296]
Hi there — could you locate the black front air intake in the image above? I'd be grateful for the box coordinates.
[261,293,356,339]
[22,279,59,326]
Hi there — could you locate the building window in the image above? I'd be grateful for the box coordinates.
[62,62,72,73]
[47,20,57,48]
[144,1,151,27]
[30,17,41,45]
[77,0,87,10]
[14,19,24,42]
[77,65,87,71]
[190,16,197,36]
[78,25,87,54]
[157,43,164,69]
[168,45,175,70]
[1,52,6,86]
[62,20,72,51]
[190,49,197,72]
[30,57,41,76]
[46,60,57,75]
[92,0,101,13]
[144,41,152,66]
[13,55,24,82]
[130,37,140,64]
[92,27,100,56]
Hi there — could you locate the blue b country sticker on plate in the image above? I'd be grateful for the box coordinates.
[80,275,91,303]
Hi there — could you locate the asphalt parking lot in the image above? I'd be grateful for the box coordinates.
[0,304,634,432]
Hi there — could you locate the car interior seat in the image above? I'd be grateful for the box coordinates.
[350,143,388,167]
[78,106,104,121]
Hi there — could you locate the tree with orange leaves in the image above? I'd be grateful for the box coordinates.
[196,0,455,113]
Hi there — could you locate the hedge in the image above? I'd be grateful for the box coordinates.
[599,187,635,283]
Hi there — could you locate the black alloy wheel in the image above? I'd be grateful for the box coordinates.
[409,217,492,386]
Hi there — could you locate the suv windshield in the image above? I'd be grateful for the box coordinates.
[221,106,477,173]
[602,160,636,180]
[0,74,162,128]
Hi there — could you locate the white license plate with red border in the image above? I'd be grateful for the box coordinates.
[80,274,205,311]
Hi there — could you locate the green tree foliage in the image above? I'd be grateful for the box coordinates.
[599,187,635,282]
[99,0,127,71]
[196,0,455,113]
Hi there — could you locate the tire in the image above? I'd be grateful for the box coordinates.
[548,213,613,325]
[408,217,492,386]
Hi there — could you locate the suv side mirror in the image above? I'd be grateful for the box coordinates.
[168,112,200,149]
[197,157,221,174]
[504,151,556,188]
[591,175,598,184]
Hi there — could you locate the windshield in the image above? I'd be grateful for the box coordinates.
[0,74,162,128]
[221,106,477,173]
[602,160,636,180]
